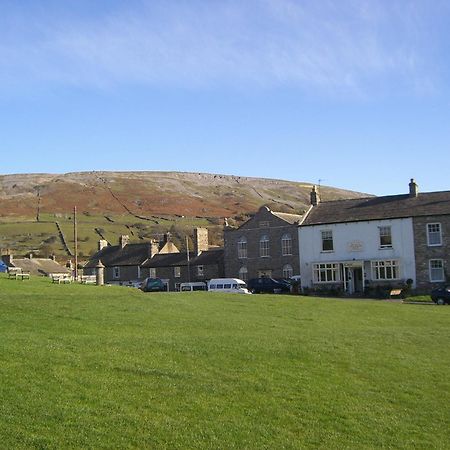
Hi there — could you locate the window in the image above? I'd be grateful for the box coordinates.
[321,230,334,252]
[281,234,292,256]
[237,237,247,259]
[174,266,181,278]
[113,266,120,279]
[427,223,442,246]
[379,226,392,248]
[313,263,339,283]
[239,266,248,282]
[371,260,399,280]
[149,268,156,278]
[429,259,445,282]
[197,265,204,277]
[260,235,270,257]
[282,264,293,279]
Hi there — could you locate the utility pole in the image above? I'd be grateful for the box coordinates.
[186,235,191,283]
[74,206,78,280]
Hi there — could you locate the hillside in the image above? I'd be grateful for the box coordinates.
[0,171,368,258]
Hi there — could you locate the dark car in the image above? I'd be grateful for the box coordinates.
[430,286,450,305]
[139,278,167,293]
[247,277,291,294]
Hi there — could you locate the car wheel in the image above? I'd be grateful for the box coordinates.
[251,288,257,294]
[436,298,445,305]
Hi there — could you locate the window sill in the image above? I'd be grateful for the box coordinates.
[320,250,334,253]
[379,246,393,250]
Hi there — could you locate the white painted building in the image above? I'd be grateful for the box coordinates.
[299,218,417,294]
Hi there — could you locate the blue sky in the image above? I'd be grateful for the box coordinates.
[1,0,449,196]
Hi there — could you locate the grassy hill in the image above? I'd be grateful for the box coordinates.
[1,275,449,449]
[0,171,368,258]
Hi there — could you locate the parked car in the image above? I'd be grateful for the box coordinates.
[139,278,167,292]
[247,277,291,294]
[430,286,450,305]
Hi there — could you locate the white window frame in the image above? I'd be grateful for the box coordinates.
[197,265,204,277]
[238,266,248,282]
[371,260,400,280]
[429,259,445,282]
[281,234,292,256]
[237,237,247,259]
[427,223,442,246]
[149,268,156,278]
[313,263,340,283]
[282,264,293,279]
[379,226,393,249]
[321,230,334,252]
[260,235,270,258]
[113,266,120,279]
[174,266,181,278]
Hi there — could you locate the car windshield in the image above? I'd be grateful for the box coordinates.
[238,283,247,289]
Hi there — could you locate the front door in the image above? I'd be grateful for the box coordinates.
[344,265,364,295]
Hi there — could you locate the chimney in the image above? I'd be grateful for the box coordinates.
[409,178,418,198]
[119,235,129,248]
[310,185,320,206]
[150,239,160,258]
[2,253,13,265]
[98,239,108,251]
[193,228,209,256]
[51,254,56,261]
[29,253,33,259]
[163,232,172,244]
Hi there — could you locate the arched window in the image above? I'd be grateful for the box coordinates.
[260,235,270,257]
[282,264,293,279]
[281,234,292,256]
[239,266,248,282]
[237,236,247,259]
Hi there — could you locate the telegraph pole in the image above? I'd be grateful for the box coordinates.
[186,235,191,283]
[74,206,78,280]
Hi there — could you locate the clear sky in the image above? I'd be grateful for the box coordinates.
[1,0,449,196]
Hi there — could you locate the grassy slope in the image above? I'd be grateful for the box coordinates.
[0,275,449,449]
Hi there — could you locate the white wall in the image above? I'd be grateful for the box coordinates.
[299,218,416,287]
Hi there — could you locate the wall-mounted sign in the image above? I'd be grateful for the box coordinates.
[347,240,364,252]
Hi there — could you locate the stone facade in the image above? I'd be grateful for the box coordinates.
[224,206,301,281]
[413,215,450,292]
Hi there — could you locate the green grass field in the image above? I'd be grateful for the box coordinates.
[1,275,449,449]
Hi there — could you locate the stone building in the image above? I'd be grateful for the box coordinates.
[223,206,303,281]
[141,228,224,291]
[84,234,161,284]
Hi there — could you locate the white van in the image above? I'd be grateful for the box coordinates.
[207,278,251,294]
[179,282,207,292]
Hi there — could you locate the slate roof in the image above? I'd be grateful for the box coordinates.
[142,248,224,268]
[85,243,152,268]
[7,258,70,276]
[271,211,303,224]
[302,191,450,226]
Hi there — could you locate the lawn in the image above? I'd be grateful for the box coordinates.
[0,275,449,449]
